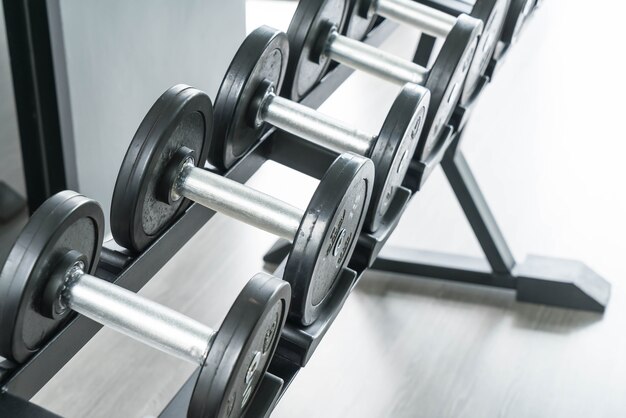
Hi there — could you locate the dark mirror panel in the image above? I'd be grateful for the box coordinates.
[0,4,28,262]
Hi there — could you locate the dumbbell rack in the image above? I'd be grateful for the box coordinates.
[0,10,610,418]
[0,18,398,417]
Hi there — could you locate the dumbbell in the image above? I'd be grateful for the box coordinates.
[0,191,290,418]
[111,85,374,325]
[281,0,482,162]
[352,0,510,105]
[210,26,428,233]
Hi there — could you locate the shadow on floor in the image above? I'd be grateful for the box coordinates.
[356,269,604,335]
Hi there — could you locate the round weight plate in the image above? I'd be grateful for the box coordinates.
[285,153,374,326]
[460,0,508,105]
[417,15,482,162]
[344,0,377,40]
[367,84,430,232]
[282,0,348,101]
[0,191,104,363]
[111,85,212,252]
[500,0,533,44]
[190,273,290,418]
[212,26,288,170]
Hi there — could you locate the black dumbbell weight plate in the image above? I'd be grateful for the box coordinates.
[418,15,481,161]
[190,273,290,418]
[344,0,377,40]
[367,84,429,231]
[282,0,348,101]
[0,191,104,363]
[500,0,533,44]
[461,0,508,104]
[212,26,288,170]
[285,153,373,326]
[111,85,213,252]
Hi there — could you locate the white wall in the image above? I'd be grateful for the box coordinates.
[51,0,247,233]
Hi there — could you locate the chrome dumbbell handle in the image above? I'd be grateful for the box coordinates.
[173,158,304,242]
[325,28,429,86]
[62,264,214,365]
[375,0,457,38]
[259,88,376,156]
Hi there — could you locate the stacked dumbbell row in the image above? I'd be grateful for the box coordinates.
[0,0,539,416]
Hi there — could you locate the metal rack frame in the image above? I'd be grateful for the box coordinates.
[0,4,610,416]
[0,18,400,417]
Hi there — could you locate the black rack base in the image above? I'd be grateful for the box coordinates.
[514,255,610,312]
[372,248,610,313]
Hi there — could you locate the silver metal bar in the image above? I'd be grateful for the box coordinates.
[376,0,456,38]
[260,93,375,156]
[176,163,303,241]
[326,31,428,86]
[65,272,215,365]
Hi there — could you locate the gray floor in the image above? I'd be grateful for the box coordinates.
[23,0,626,417]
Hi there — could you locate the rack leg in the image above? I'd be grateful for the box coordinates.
[413,33,436,67]
[262,238,292,266]
[442,140,515,274]
[372,141,611,313]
